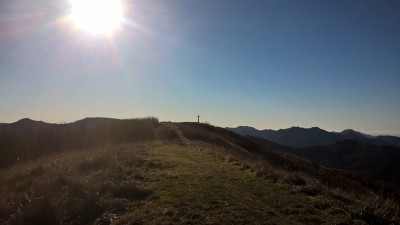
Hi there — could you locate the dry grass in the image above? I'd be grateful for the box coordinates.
[352,195,400,225]
[0,143,153,225]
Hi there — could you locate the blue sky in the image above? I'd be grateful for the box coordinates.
[0,0,399,135]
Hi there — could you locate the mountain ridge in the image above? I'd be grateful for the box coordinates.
[228,126,400,148]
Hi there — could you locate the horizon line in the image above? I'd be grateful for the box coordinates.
[1,117,400,138]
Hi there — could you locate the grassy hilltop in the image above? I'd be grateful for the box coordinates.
[0,118,399,225]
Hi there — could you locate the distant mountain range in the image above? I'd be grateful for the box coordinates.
[228,126,400,182]
[227,126,400,148]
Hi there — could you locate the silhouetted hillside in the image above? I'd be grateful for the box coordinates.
[298,140,400,182]
[68,117,121,128]
[376,135,400,148]
[339,129,387,146]
[250,136,400,183]
[228,126,400,148]
[0,118,55,133]
[0,117,160,168]
[229,126,344,148]
[340,129,374,139]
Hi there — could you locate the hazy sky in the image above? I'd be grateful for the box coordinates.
[0,0,399,135]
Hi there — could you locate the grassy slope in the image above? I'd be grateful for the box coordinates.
[123,142,361,225]
[0,122,398,224]
[0,141,369,225]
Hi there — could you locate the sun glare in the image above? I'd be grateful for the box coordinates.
[68,0,124,35]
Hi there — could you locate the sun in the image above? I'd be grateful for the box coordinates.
[68,0,124,35]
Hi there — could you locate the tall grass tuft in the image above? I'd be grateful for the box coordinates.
[353,195,400,225]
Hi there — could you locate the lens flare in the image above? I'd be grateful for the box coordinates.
[68,0,124,35]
